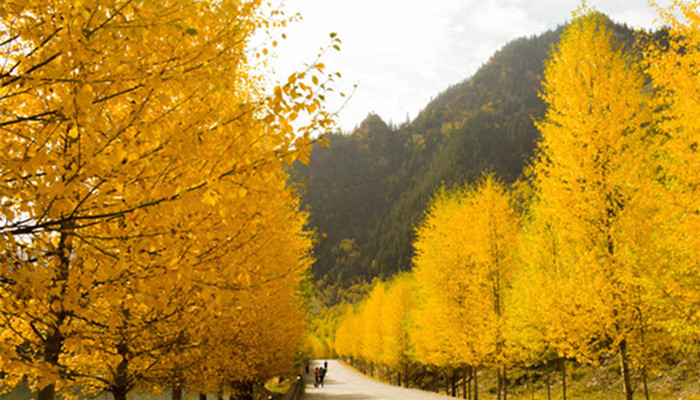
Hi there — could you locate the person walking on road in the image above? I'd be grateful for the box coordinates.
[314,367,319,387]
[319,366,326,387]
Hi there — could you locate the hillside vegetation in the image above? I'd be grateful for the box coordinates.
[294,18,639,303]
[296,7,700,400]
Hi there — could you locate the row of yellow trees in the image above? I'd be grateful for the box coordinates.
[334,4,699,400]
[0,1,336,400]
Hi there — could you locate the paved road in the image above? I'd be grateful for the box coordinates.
[302,360,452,400]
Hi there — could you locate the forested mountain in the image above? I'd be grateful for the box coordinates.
[294,18,639,303]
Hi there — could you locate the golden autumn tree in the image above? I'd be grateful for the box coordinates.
[532,10,670,400]
[411,174,518,400]
[334,305,363,363]
[332,274,415,385]
[0,1,334,400]
[642,0,700,354]
[379,273,415,387]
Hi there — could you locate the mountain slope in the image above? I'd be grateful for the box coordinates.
[294,19,639,302]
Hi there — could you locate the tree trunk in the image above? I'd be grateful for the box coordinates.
[37,325,63,400]
[546,367,551,400]
[462,367,468,399]
[38,228,72,400]
[172,383,182,400]
[404,363,410,388]
[232,381,254,400]
[503,366,507,400]
[113,388,128,400]
[473,367,478,400]
[497,368,502,400]
[109,342,131,400]
[642,366,650,400]
[445,371,449,395]
[561,359,567,400]
[37,382,56,400]
[200,392,207,400]
[451,370,457,397]
[620,340,634,400]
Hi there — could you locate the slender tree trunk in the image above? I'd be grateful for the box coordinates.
[38,228,73,400]
[462,367,468,399]
[451,369,457,397]
[468,367,473,400]
[497,368,502,400]
[445,371,450,395]
[620,340,634,400]
[642,366,650,400]
[561,358,567,400]
[172,383,182,400]
[503,366,507,400]
[546,367,551,400]
[404,363,410,388]
[473,367,478,400]
[200,392,207,400]
[530,370,535,400]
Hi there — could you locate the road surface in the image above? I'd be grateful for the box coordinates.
[302,360,452,400]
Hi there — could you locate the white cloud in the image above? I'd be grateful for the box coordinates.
[266,0,672,132]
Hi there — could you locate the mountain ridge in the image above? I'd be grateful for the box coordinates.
[294,17,640,303]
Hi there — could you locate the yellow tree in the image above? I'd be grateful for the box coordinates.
[0,1,332,400]
[332,274,415,385]
[358,280,386,373]
[533,10,666,400]
[411,175,517,399]
[379,273,415,387]
[334,306,364,363]
[643,0,700,353]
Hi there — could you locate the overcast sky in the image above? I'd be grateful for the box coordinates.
[266,1,670,132]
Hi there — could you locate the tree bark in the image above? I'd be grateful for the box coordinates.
[561,358,567,400]
[110,341,131,400]
[37,326,63,400]
[473,367,478,400]
[445,371,449,395]
[172,383,182,400]
[620,340,634,400]
[642,366,650,400]
[38,227,72,400]
[497,368,502,400]
[451,369,457,397]
[462,367,468,399]
[404,362,410,388]
[232,381,254,400]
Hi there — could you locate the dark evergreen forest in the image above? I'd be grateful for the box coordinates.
[293,20,640,304]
